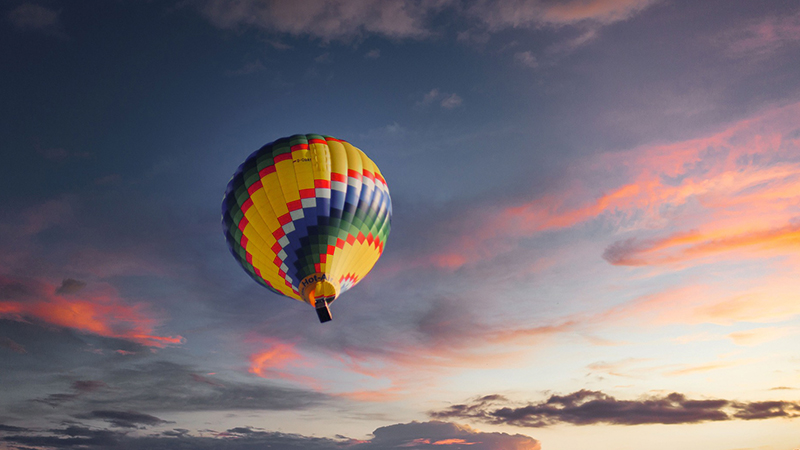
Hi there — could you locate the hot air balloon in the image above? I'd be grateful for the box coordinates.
[222,134,391,323]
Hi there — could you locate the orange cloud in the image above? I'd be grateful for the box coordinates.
[421,101,800,271]
[433,438,478,445]
[248,341,304,376]
[727,326,797,347]
[0,275,182,347]
[246,339,325,390]
[664,360,747,377]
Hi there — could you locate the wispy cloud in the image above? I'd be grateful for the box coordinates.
[430,390,800,426]
[0,275,182,347]
[7,3,64,37]
[196,0,657,46]
[418,89,463,109]
[77,410,172,429]
[224,59,267,76]
[727,326,798,347]
[514,51,538,68]
[723,9,800,57]
[468,0,660,29]
[0,336,27,354]
[198,0,448,42]
[414,101,800,272]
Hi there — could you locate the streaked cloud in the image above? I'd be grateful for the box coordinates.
[196,0,658,44]
[77,410,171,429]
[0,275,182,348]
[727,326,798,347]
[416,101,800,271]
[468,0,660,29]
[418,89,463,109]
[430,390,800,426]
[0,336,26,354]
[198,0,450,41]
[724,9,800,57]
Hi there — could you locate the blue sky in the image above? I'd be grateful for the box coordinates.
[2,1,800,449]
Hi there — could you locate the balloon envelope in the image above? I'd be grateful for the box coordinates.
[222,134,391,322]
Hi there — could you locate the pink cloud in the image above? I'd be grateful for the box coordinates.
[248,340,305,376]
[419,101,800,271]
[725,10,800,56]
[469,0,659,29]
[0,275,182,347]
[246,338,325,389]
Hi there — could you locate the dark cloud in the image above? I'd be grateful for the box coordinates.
[71,381,106,394]
[161,428,189,438]
[4,425,120,448]
[601,237,652,265]
[732,401,800,420]
[430,390,800,426]
[55,279,86,295]
[33,380,106,408]
[0,423,29,432]
[2,420,540,450]
[0,337,26,354]
[26,361,328,415]
[34,392,81,408]
[78,410,171,429]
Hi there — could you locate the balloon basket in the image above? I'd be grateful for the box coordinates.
[315,300,332,323]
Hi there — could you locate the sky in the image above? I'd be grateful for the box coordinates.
[2,0,800,449]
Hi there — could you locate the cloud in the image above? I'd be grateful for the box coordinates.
[468,0,659,29]
[197,0,449,41]
[78,410,171,429]
[0,275,183,348]
[514,51,538,68]
[247,339,320,388]
[418,89,463,109]
[0,336,26,353]
[597,279,800,327]
[56,278,87,295]
[365,48,381,58]
[430,390,800,426]
[7,3,63,36]
[727,326,797,347]
[602,223,800,266]
[1,420,539,450]
[72,380,107,393]
[314,52,333,64]
[33,380,107,408]
[414,101,800,272]
[224,59,267,76]
[75,361,327,413]
[196,0,657,45]
[723,9,800,57]
[440,93,463,109]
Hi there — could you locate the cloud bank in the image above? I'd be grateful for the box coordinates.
[430,390,800,426]
[0,421,540,450]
